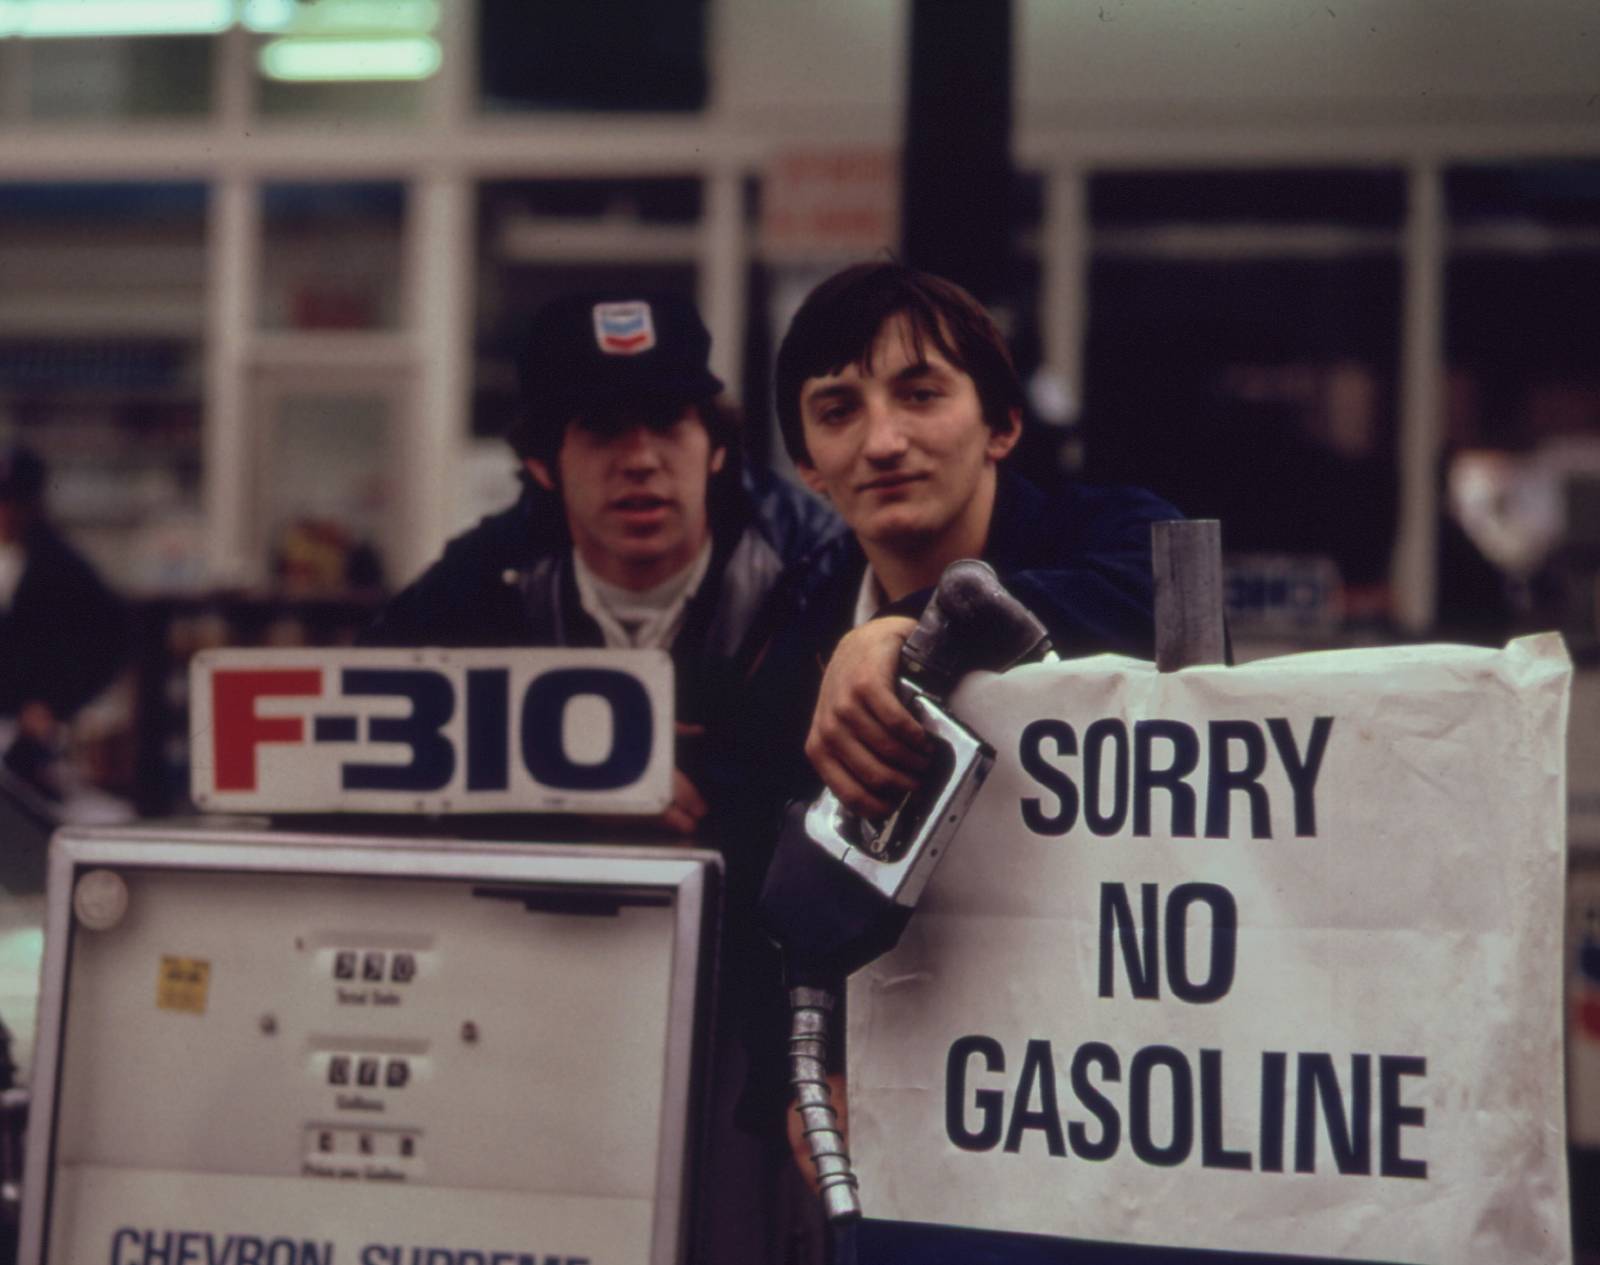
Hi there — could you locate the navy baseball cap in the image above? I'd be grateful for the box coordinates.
[513,291,724,453]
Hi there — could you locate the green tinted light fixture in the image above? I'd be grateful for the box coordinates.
[259,35,441,81]
[0,0,234,37]
[244,0,439,36]
[0,0,441,40]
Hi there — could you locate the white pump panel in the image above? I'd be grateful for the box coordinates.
[19,827,718,1265]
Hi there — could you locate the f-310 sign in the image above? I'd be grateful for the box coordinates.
[189,648,673,814]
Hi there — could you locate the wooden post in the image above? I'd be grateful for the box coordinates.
[1153,520,1227,671]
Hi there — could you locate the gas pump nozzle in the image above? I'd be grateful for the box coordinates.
[760,560,1052,1226]
[800,689,989,908]
[802,559,1053,908]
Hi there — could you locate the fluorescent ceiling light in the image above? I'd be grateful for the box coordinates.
[239,0,292,33]
[259,35,441,82]
[244,0,437,36]
[1,0,235,37]
[0,0,438,39]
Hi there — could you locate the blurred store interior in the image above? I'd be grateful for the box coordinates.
[0,0,1598,1249]
[0,0,1593,801]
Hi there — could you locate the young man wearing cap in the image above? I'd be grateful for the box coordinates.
[366,290,839,834]
[366,289,851,1265]
[365,292,840,1263]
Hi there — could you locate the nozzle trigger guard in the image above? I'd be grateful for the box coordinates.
[805,691,994,907]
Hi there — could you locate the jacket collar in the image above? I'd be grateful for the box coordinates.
[795,466,1047,612]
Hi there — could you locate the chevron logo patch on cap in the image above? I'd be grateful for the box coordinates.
[592,301,657,355]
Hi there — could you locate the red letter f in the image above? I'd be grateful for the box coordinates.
[212,669,322,791]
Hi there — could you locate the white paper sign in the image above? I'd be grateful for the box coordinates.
[848,634,1572,1264]
[189,648,674,814]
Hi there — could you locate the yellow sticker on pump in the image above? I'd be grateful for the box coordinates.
[157,955,211,1013]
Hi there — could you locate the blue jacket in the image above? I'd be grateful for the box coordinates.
[729,468,1182,1137]
[737,469,1183,811]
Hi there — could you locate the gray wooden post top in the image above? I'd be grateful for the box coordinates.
[1153,519,1226,672]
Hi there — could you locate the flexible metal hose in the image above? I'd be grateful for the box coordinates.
[774,562,1053,1230]
[787,985,860,1222]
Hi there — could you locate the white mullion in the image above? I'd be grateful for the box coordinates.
[203,172,259,586]
[212,19,253,130]
[402,172,472,588]
[700,165,746,403]
[1392,161,1445,633]
[1042,164,1089,426]
[402,0,470,588]
[425,0,473,132]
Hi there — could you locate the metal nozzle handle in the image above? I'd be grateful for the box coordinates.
[899,559,1052,699]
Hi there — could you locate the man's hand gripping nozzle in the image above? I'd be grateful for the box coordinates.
[760,560,1053,1223]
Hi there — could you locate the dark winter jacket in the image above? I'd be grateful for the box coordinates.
[739,469,1183,809]
[0,520,127,720]
[361,464,846,829]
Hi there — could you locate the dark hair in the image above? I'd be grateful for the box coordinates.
[774,262,1025,464]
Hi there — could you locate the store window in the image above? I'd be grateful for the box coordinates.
[0,183,207,591]
[1080,168,1406,633]
[2,1,441,122]
[259,182,407,332]
[251,373,398,595]
[477,0,708,113]
[1443,161,1600,642]
[1088,168,1407,228]
[25,36,212,119]
[1445,163,1600,452]
[998,171,1055,490]
[474,178,703,444]
[254,65,427,121]
[247,0,437,119]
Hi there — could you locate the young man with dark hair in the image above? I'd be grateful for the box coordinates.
[762,260,1179,817]
[365,290,841,1264]
[366,289,839,832]
[742,265,1180,1230]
